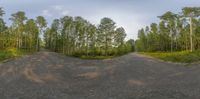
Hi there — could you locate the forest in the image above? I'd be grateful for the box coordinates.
[135,7,200,63]
[0,7,134,60]
[136,7,200,52]
[44,17,135,57]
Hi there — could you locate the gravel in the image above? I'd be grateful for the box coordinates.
[0,51,199,99]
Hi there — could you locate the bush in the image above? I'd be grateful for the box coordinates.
[140,51,200,63]
[0,48,33,62]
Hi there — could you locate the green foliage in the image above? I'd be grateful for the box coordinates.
[136,7,200,52]
[79,56,114,60]
[0,8,46,52]
[182,7,200,17]
[36,16,47,51]
[136,7,200,63]
[44,16,134,58]
[0,8,47,62]
[0,48,33,62]
[0,7,134,60]
[141,51,200,63]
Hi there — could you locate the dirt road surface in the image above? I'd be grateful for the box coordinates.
[0,50,200,99]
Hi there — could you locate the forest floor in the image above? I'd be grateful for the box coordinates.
[0,50,200,99]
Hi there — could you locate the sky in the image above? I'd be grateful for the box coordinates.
[1,0,200,40]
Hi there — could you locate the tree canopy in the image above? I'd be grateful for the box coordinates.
[44,16,134,56]
[0,7,134,57]
[136,7,200,52]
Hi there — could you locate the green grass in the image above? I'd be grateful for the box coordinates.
[140,51,200,63]
[0,48,34,62]
[79,55,114,59]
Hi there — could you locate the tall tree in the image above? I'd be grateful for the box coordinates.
[115,27,126,46]
[36,16,47,51]
[60,16,73,54]
[98,17,116,56]
[182,7,200,52]
[159,11,177,52]
[0,7,6,32]
[51,19,60,52]
[9,11,27,49]
[25,19,39,51]
[115,27,126,54]
[136,29,146,52]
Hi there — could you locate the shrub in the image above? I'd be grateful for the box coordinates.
[140,51,200,63]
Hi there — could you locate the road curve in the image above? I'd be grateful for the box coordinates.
[0,50,200,99]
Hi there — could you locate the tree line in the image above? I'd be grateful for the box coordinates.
[136,7,200,52]
[44,16,134,56]
[0,7,47,52]
[0,7,134,56]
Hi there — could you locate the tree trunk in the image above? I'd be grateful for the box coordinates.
[190,17,193,52]
[36,36,39,51]
[170,29,173,52]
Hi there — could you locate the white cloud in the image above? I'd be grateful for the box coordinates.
[2,0,200,40]
[41,5,69,18]
[61,10,69,16]
[51,5,63,11]
[42,10,52,17]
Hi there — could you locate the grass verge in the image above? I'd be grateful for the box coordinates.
[139,51,200,63]
[78,55,114,60]
[0,48,34,62]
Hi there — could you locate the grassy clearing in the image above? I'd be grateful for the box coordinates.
[0,48,34,62]
[140,51,200,63]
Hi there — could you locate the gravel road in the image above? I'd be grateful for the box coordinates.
[0,50,200,99]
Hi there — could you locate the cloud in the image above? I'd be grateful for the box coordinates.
[61,10,69,16]
[51,5,64,11]
[41,5,69,18]
[42,10,52,17]
[2,0,200,40]
[84,9,147,40]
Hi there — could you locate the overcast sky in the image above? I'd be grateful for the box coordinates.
[1,0,200,40]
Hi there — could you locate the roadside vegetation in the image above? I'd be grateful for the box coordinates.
[0,48,34,62]
[140,51,200,63]
[136,7,200,63]
[44,16,135,58]
[0,7,134,61]
[78,55,114,60]
[0,7,46,61]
